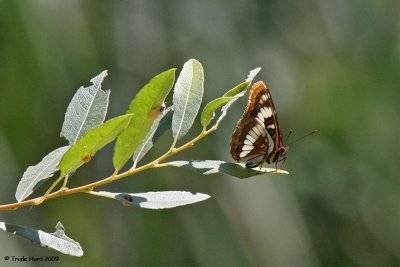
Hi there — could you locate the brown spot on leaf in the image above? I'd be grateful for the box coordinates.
[148,102,166,119]
[82,154,92,163]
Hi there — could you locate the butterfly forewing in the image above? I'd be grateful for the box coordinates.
[230,81,287,167]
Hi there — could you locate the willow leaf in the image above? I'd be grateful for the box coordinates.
[61,70,110,144]
[213,67,261,128]
[172,59,204,143]
[0,222,83,257]
[59,114,132,176]
[15,146,70,202]
[132,107,173,166]
[163,160,288,179]
[113,69,176,171]
[200,81,250,128]
[223,81,250,97]
[95,191,210,209]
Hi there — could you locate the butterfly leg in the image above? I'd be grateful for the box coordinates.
[256,161,265,175]
[277,156,287,171]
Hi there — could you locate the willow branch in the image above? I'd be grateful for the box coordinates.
[0,127,217,211]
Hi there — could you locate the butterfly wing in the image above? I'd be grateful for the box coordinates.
[230,117,273,167]
[230,81,285,167]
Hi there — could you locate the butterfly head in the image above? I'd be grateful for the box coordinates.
[278,145,288,159]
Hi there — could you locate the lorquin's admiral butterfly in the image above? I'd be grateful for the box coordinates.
[230,81,288,168]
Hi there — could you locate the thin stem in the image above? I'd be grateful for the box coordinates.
[61,174,69,189]
[33,175,66,205]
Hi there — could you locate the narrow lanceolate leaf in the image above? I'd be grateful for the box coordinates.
[113,69,176,171]
[213,67,261,128]
[172,59,204,143]
[200,82,250,128]
[59,114,132,176]
[95,191,210,209]
[61,70,110,144]
[201,97,235,128]
[132,107,174,166]
[223,81,250,97]
[15,146,70,202]
[163,160,289,179]
[0,221,83,257]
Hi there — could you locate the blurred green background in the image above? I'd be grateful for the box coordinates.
[0,1,399,266]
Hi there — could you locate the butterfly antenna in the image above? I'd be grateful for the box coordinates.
[285,129,293,145]
[288,130,317,145]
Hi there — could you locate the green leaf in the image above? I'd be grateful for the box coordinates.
[200,81,250,128]
[94,191,210,209]
[59,114,133,176]
[0,221,83,257]
[132,106,174,167]
[163,160,289,179]
[15,146,70,202]
[61,70,110,144]
[223,81,250,97]
[213,67,261,128]
[200,97,236,128]
[172,59,204,143]
[113,69,176,171]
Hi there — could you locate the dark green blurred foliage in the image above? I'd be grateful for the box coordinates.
[0,1,399,266]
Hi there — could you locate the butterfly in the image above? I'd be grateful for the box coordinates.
[230,81,288,168]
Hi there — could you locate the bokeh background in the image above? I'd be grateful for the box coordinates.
[0,1,399,266]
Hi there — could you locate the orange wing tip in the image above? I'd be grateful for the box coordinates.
[251,81,267,91]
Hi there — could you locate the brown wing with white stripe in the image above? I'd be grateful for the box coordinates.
[230,81,286,167]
